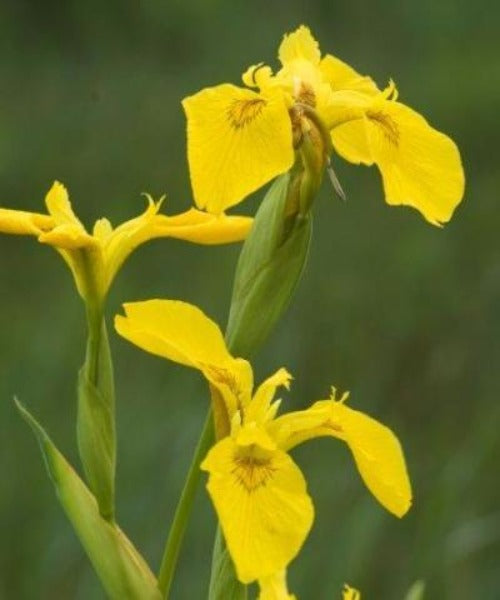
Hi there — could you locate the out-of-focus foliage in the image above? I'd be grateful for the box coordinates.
[0,1,498,598]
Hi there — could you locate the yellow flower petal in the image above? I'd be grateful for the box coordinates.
[278,25,320,66]
[343,584,361,600]
[183,84,294,213]
[245,368,292,424]
[0,208,54,235]
[320,54,378,96]
[40,181,95,249]
[115,299,254,421]
[273,398,412,518]
[38,223,96,249]
[115,299,232,368]
[259,570,295,600]
[365,99,465,225]
[141,207,253,245]
[201,432,314,583]
[44,181,86,228]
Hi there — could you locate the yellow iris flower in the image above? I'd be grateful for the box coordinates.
[115,300,412,592]
[183,25,464,225]
[0,181,252,303]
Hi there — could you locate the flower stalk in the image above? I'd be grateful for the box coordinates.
[77,249,116,521]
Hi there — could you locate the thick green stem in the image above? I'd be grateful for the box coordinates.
[157,409,215,598]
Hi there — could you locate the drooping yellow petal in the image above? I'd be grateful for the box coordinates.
[132,206,253,246]
[38,223,96,249]
[115,299,232,368]
[259,570,295,600]
[183,84,294,213]
[201,429,314,584]
[343,584,361,600]
[272,397,412,518]
[115,300,254,420]
[0,208,54,236]
[278,25,321,66]
[365,97,465,225]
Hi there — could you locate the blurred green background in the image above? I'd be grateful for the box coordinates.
[1,1,498,598]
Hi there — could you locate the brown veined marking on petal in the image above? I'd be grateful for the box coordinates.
[203,364,245,415]
[296,81,316,108]
[367,110,400,146]
[231,453,277,492]
[226,97,267,130]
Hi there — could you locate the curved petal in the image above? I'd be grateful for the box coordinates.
[272,398,412,518]
[39,223,96,249]
[139,207,253,245]
[343,584,361,600]
[40,181,94,249]
[366,99,465,225]
[320,54,378,95]
[201,431,314,584]
[44,181,86,228]
[115,299,232,368]
[183,84,294,213]
[0,208,54,236]
[245,368,292,425]
[114,300,253,417]
[278,25,321,66]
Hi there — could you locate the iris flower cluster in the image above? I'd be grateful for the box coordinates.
[2,24,464,600]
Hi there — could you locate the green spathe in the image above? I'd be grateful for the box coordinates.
[226,173,312,358]
[15,399,161,600]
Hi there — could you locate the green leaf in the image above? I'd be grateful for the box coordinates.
[208,529,247,600]
[226,173,312,357]
[15,399,161,600]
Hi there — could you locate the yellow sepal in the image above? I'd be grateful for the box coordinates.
[183,84,294,213]
[366,97,465,225]
[201,431,313,583]
[272,396,412,518]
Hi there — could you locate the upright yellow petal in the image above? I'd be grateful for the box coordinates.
[183,84,294,213]
[44,181,86,228]
[201,430,314,584]
[278,25,321,66]
[365,98,465,225]
[273,398,412,518]
[40,181,95,249]
[320,54,378,96]
[0,208,54,236]
[245,368,292,424]
[259,570,295,600]
[343,584,361,600]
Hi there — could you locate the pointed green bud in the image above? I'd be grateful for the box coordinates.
[225,173,312,357]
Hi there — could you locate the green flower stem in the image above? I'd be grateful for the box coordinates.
[76,249,116,521]
[157,408,215,598]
